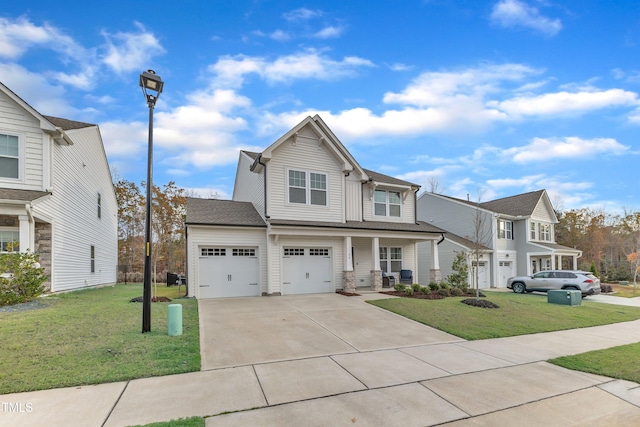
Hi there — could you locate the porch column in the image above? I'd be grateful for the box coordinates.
[430,239,442,283]
[573,256,577,270]
[370,237,382,291]
[18,215,31,252]
[342,236,355,293]
[551,254,556,270]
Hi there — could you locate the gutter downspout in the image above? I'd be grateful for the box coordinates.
[184,223,189,296]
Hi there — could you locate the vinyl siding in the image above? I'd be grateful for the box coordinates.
[32,126,118,291]
[232,152,265,218]
[186,225,267,297]
[418,239,467,285]
[532,199,556,223]
[345,176,362,221]
[266,125,344,222]
[0,91,44,190]
[362,186,417,224]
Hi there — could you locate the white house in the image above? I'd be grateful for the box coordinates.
[185,115,445,298]
[416,190,582,289]
[0,82,118,292]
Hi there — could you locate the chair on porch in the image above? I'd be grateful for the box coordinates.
[399,269,413,285]
[382,272,395,288]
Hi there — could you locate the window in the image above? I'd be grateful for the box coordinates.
[530,222,536,240]
[539,223,551,241]
[233,248,255,257]
[97,193,102,219]
[284,248,305,256]
[90,245,95,273]
[0,134,19,179]
[0,230,19,252]
[498,220,513,239]
[374,190,401,218]
[309,248,329,256]
[379,246,402,273]
[288,169,327,206]
[201,248,225,256]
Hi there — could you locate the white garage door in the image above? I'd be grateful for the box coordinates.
[282,247,333,294]
[198,247,259,298]
[471,261,490,289]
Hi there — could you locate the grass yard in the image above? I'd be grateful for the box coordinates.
[0,284,200,395]
[129,416,205,427]
[549,342,640,383]
[607,283,640,298]
[368,291,640,340]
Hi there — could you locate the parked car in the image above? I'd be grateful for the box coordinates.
[507,270,601,297]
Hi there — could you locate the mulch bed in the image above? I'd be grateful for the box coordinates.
[129,296,172,303]
[380,290,486,300]
[460,298,500,308]
[336,291,361,296]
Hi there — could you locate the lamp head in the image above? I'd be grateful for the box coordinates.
[139,70,164,107]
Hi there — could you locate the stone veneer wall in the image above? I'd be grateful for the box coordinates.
[370,270,382,291]
[430,269,442,284]
[0,215,18,227]
[34,222,52,291]
[342,270,356,293]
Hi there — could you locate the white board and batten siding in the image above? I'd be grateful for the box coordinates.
[232,151,265,217]
[187,225,267,298]
[32,126,118,292]
[0,91,45,191]
[266,127,344,223]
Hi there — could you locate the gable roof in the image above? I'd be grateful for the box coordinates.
[44,116,95,131]
[363,168,418,188]
[185,198,266,227]
[480,190,546,217]
[269,218,444,234]
[0,188,50,203]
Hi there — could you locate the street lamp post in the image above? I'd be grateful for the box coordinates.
[139,69,164,333]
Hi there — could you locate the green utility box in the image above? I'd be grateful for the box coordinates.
[548,290,581,306]
[168,304,183,336]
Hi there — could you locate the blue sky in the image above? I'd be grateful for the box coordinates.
[2,1,639,211]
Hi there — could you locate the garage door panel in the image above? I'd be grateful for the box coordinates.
[198,247,259,298]
[283,247,333,294]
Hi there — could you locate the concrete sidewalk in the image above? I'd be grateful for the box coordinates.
[2,293,640,426]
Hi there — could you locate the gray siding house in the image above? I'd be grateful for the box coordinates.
[417,190,581,289]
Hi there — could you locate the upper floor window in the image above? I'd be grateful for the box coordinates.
[498,220,513,240]
[530,222,536,240]
[287,169,327,206]
[90,245,95,273]
[539,223,551,241]
[97,193,102,219]
[0,134,19,179]
[374,190,401,217]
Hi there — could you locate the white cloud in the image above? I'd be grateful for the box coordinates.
[101,22,165,74]
[0,16,81,59]
[313,26,344,39]
[503,136,630,163]
[283,8,323,22]
[492,88,638,117]
[209,49,374,88]
[269,29,291,41]
[490,0,562,36]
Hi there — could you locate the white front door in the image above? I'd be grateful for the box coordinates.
[197,247,260,298]
[282,247,333,294]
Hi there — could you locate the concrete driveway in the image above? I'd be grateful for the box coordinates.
[198,292,462,369]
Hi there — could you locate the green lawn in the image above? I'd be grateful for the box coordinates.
[368,291,640,340]
[129,417,205,427]
[0,284,200,395]
[549,342,640,383]
[608,283,640,298]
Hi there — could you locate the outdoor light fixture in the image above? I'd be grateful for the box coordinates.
[140,69,163,333]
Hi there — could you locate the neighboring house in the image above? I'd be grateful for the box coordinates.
[185,115,445,298]
[0,82,117,292]
[416,190,582,289]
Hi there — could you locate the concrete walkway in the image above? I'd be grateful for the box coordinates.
[2,292,640,426]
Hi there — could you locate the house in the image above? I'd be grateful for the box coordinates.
[0,82,117,292]
[416,189,582,289]
[185,115,445,298]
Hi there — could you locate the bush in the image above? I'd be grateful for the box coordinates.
[440,283,450,290]
[405,287,414,296]
[394,283,406,292]
[0,252,48,307]
[437,288,450,297]
[450,287,464,297]
[420,286,431,294]
[447,251,469,289]
[428,282,440,291]
[411,283,422,293]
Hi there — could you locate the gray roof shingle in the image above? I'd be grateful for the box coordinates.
[0,188,50,202]
[44,116,95,131]
[269,218,444,234]
[185,198,266,227]
[480,190,545,217]
[363,169,418,188]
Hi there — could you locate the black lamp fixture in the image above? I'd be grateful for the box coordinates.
[139,69,163,333]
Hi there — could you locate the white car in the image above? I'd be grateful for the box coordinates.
[507,270,601,297]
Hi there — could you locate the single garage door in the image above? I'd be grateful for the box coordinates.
[282,247,333,294]
[471,261,490,289]
[198,247,260,298]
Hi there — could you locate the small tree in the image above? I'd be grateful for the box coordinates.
[447,251,469,289]
[0,252,48,307]
[589,260,598,278]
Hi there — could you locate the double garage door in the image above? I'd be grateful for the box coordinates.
[282,247,333,294]
[198,247,260,298]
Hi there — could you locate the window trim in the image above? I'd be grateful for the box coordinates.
[0,131,23,182]
[498,220,513,240]
[286,168,328,207]
[379,246,403,273]
[97,193,102,219]
[90,245,95,273]
[0,228,20,252]
[373,189,402,218]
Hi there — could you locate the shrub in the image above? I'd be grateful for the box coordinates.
[437,288,450,297]
[394,283,406,292]
[0,252,48,307]
[428,282,440,291]
[405,287,414,296]
[420,286,431,294]
[450,287,464,297]
[447,251,469,288]
[440,283,450,290]
[411,283,422,293]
